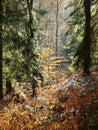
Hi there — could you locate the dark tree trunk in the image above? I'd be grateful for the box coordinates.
[27,0,37,96]
[6,79,12,94]
[26,0,34,39]
[32,74,37,97]
[0,0,3,99]
[83,0,91,75]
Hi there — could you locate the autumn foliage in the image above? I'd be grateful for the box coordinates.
[0,69,98,130]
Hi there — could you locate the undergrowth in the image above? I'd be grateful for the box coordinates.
[0,70,98,130]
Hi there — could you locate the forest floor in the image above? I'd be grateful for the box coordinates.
[0,67,98,130]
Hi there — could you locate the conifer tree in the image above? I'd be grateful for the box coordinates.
[65,0,98,75]
[75,0,91,75]
[2,0,43,97]
[0,0,3,99]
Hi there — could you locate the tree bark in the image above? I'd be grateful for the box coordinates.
[0,0,3,99]
[6,79,12,94]
[27,0,37,96]
[83,0,91,75]
[26,0,34,38]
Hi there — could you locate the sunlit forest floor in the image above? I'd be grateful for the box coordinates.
[0,66,98,130]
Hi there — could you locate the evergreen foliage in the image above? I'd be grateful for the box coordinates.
[64,0,98,75]
[0,0,44,97]
[0,0,3,98]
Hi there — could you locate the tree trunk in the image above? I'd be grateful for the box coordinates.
[6,79,12,94]
[32,75,37,97]
[55,0,59,57]
[27,0,37,96]
[83,0,91,75]
[0,0,3,99]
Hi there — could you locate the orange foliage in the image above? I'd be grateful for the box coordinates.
[0,71,98,130]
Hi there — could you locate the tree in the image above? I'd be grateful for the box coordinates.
[0,0,3,99]
[3,0,27,94]
[55,0,59,57]
[75,0,91,75]
[65,0,98,75]
[25,0,44,96]
[2,0,43,97]
[26,0,38,96]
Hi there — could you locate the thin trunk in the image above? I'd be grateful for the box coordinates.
[83,0,91,75]
[55,0,59,57]
[6,79,12,94]
[27,0,37,96]
[0,0,3,99]
[26,0,34,39]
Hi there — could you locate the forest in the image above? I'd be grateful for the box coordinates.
[0,0,98,129]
